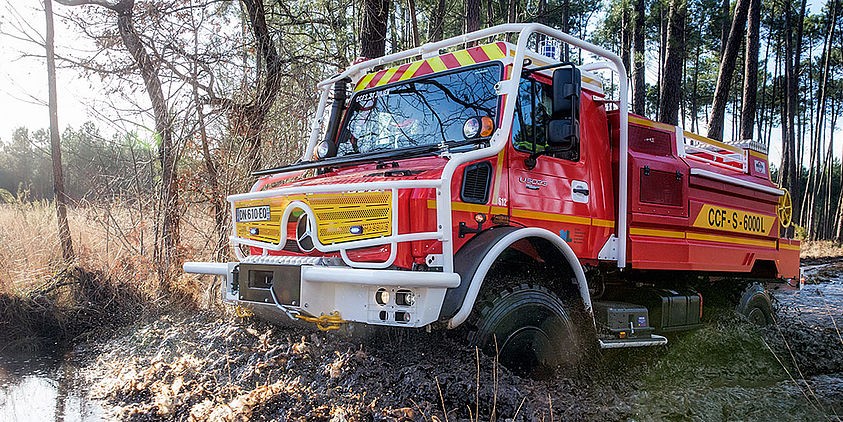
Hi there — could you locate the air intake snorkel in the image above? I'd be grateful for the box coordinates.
[318,77,349,160]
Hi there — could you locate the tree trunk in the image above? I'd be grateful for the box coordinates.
[720,0,730,54]
[407,0,419,47]
[428,0,446,41]
[813,0,838,176]
[804,0,837,236]
[658,0,686,125]
[786,0,808,231]
[239,0,284,175]
[621,2,631,75]
[466,0,481,33]
[779,0,799,236]
[632,0,646,115]
[361,0,389,58]
[44,0,74,264]
[707,0,750,140]
[691,41,701,131]
[190,13,227,261]
[739,0,761,141]
[757,27,770,145]
[105,1,181,275]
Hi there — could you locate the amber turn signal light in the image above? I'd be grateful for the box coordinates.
[463,116,496,139]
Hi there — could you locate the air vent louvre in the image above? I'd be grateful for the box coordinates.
[640,168,682,206]
[461,162,492,204]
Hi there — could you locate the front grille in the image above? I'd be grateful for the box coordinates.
[283,239,300,252]
[461,162,492,204]
[309,191,393,244]
[234,191,393,246]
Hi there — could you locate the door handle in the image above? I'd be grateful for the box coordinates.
[573,187,590,196]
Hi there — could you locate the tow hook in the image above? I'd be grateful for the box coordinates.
[295,311,347,331]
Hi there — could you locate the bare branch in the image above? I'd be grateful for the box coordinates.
[54,0,121,11]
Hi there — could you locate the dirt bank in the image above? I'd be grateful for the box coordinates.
[0,267,151,355]
[71,274,843,421]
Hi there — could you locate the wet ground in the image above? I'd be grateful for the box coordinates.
[1,263,842,421]
[0,354,104,421]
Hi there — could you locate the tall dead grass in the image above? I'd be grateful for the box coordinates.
[0,200,225,353]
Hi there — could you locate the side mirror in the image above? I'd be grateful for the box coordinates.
[551,67,581,118]
[547,66,581,158]
[547,119,579,151]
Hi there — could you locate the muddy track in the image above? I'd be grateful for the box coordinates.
[71,273,842,421]
[4,267,842,421]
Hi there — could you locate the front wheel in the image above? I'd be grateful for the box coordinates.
[469,284,581,376]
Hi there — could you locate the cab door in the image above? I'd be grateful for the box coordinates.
[507,77,596,257]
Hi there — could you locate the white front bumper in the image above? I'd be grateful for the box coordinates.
[184,260,460,328]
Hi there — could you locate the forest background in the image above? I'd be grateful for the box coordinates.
[0,0,841,294]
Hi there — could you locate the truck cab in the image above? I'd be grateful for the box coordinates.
[186,24,800,372]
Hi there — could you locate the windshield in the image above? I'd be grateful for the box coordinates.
[337,63,502,156]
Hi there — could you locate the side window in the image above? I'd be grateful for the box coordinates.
[511,78,578,162]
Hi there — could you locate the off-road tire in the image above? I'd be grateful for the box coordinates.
[736,283,774,326]
[469,284,580,376]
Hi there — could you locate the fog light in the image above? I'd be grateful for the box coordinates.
[249,227,259,235]
[315,140,331,159]
[479,115,495,137]
[375,288,389,305]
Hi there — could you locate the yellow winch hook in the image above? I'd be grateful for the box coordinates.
[295,311,347,331]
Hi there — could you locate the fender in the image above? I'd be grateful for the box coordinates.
[441,226,592,329]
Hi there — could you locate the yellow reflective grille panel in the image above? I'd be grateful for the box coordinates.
[234,191,393,246]
[309,191,393,244]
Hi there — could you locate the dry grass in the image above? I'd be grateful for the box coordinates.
[799,240,843,260]
[0,200,224,353]
[0,200,221,293]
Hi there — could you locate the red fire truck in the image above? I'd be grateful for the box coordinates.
[185,23,800,371]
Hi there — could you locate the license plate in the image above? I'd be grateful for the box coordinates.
[236,205,271,222]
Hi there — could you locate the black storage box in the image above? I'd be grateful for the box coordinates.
[593,301,654,338]
[606,288,702,332]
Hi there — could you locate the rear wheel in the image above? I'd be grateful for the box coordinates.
[736,283,774,326]
[469,284,580,376]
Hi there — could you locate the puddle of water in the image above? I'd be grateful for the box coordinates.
[0,355,104,422]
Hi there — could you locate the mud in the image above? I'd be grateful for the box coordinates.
[5,266,843,421]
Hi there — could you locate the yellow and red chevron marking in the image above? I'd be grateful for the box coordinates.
[354,42,509,91]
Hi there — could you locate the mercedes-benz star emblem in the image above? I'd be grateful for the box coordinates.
[296,213,314,252]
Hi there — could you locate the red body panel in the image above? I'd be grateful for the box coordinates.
[607,111,798,279]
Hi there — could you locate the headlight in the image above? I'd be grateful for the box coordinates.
[463,117,481,139]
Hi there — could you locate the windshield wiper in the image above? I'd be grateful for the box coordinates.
[251,144,445,176]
